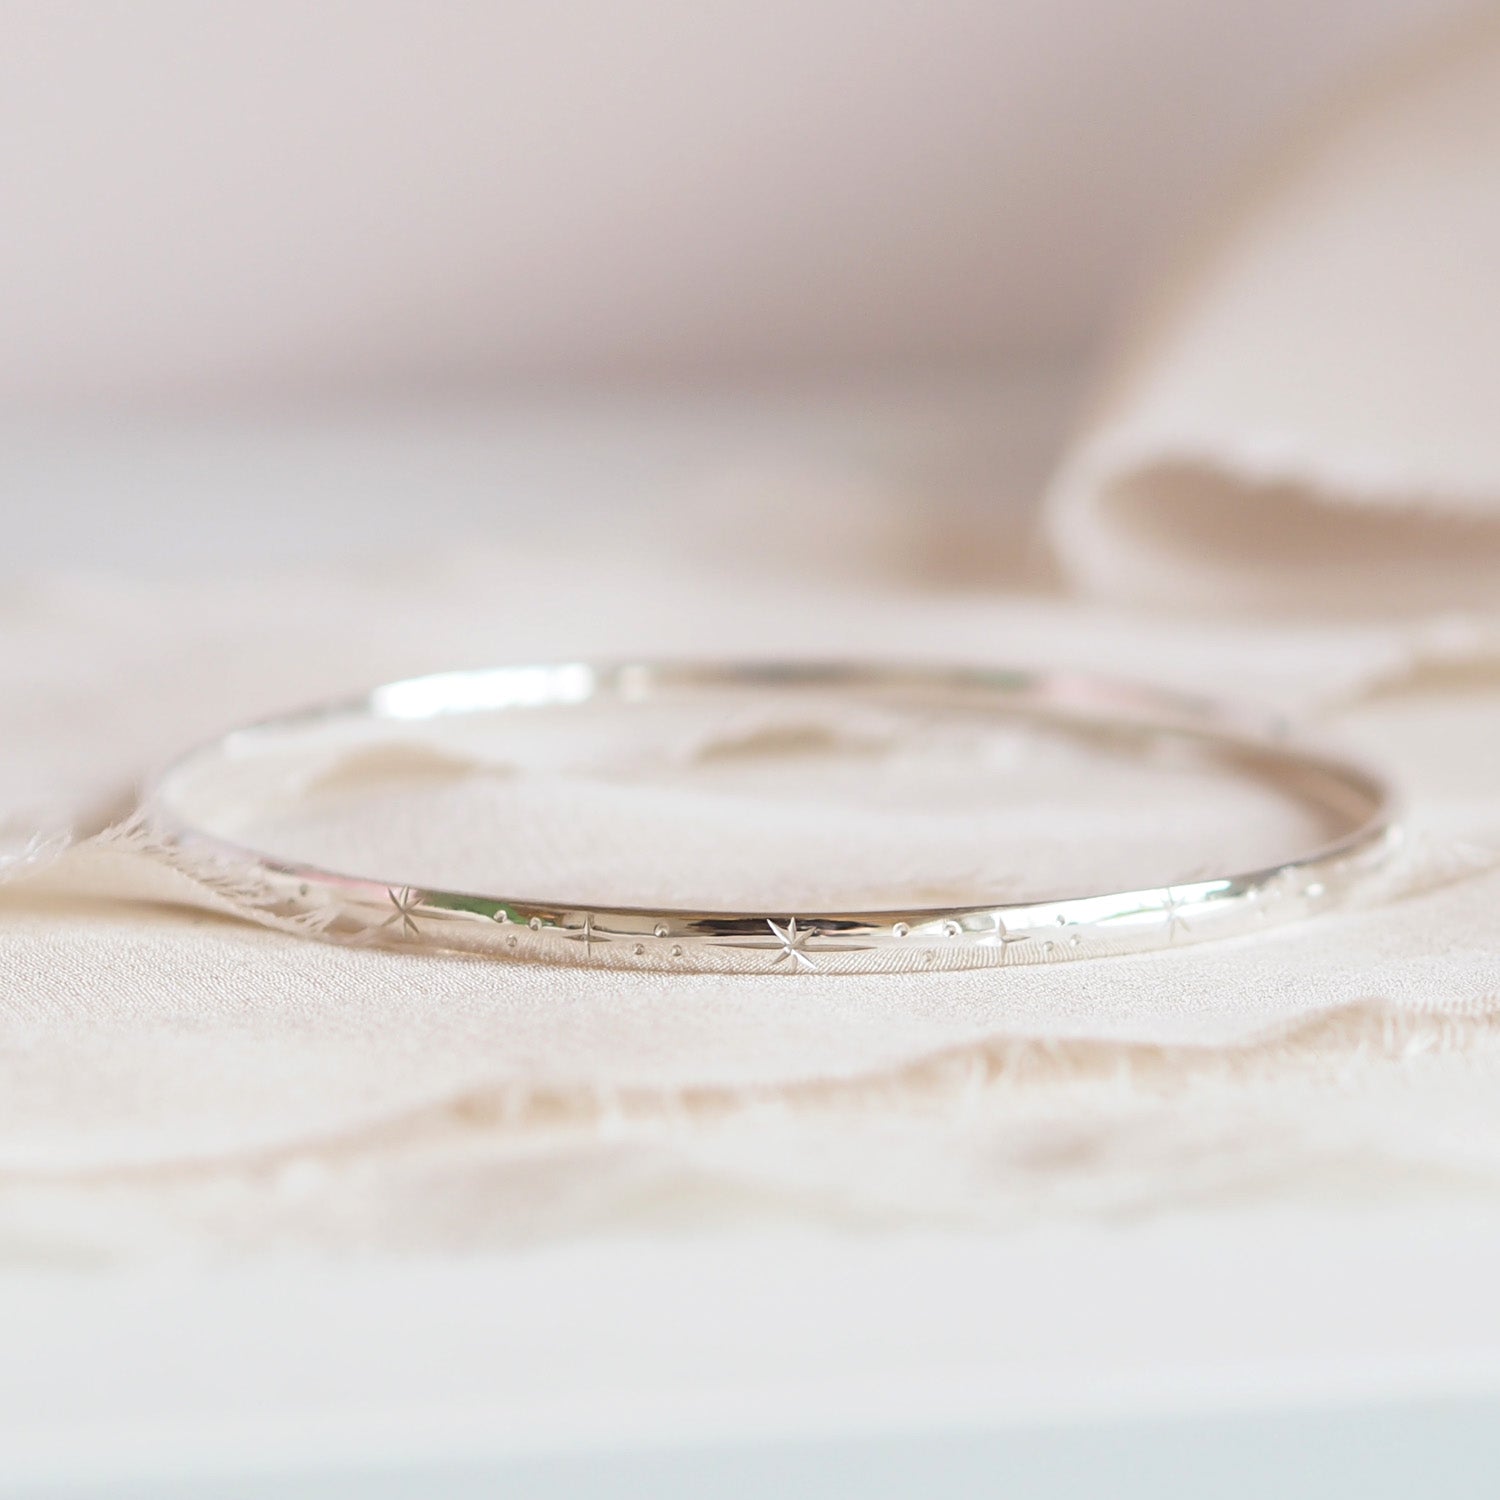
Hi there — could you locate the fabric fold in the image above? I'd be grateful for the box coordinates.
[1047,11,1500,618]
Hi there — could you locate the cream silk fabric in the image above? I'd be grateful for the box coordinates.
[5,17,1500,1256]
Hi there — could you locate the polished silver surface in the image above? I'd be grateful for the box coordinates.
[142,662,1402,975]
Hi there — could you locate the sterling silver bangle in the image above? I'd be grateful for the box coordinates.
[142,661,1401,975]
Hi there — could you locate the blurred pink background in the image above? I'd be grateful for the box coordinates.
[1,0,1474,406]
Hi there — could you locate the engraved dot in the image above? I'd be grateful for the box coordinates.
[654,923,669,939]
[633,943,645,957]
[1068,934,1081,948]
[506,935,518,949]
[892,922,910,939]
[942,919,961,938]
[671,944,683,958]
[528,916,542,931]
[297,883,309,898]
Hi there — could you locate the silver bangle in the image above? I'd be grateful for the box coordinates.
[142,661,1401,975]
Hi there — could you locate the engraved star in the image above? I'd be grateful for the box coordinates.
[1158,887,1191,940]
[994,916,1031,947]
[381,886,428,941]
[565,912,599,957]
[768,917,818,973]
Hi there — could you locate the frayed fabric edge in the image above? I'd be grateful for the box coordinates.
[3,992,1499,1195]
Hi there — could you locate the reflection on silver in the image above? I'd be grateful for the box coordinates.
[381,886,427,941]
[143,661,1403,976]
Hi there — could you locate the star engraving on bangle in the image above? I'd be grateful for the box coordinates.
[1158,887,1191,940]
[768,917,818,972]
[996,917,1031,946]
[970,913,1033,953]
[564,912,599,957]
[381,886,428,941]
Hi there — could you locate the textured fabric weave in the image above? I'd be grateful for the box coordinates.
[6,15,1500,1257]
